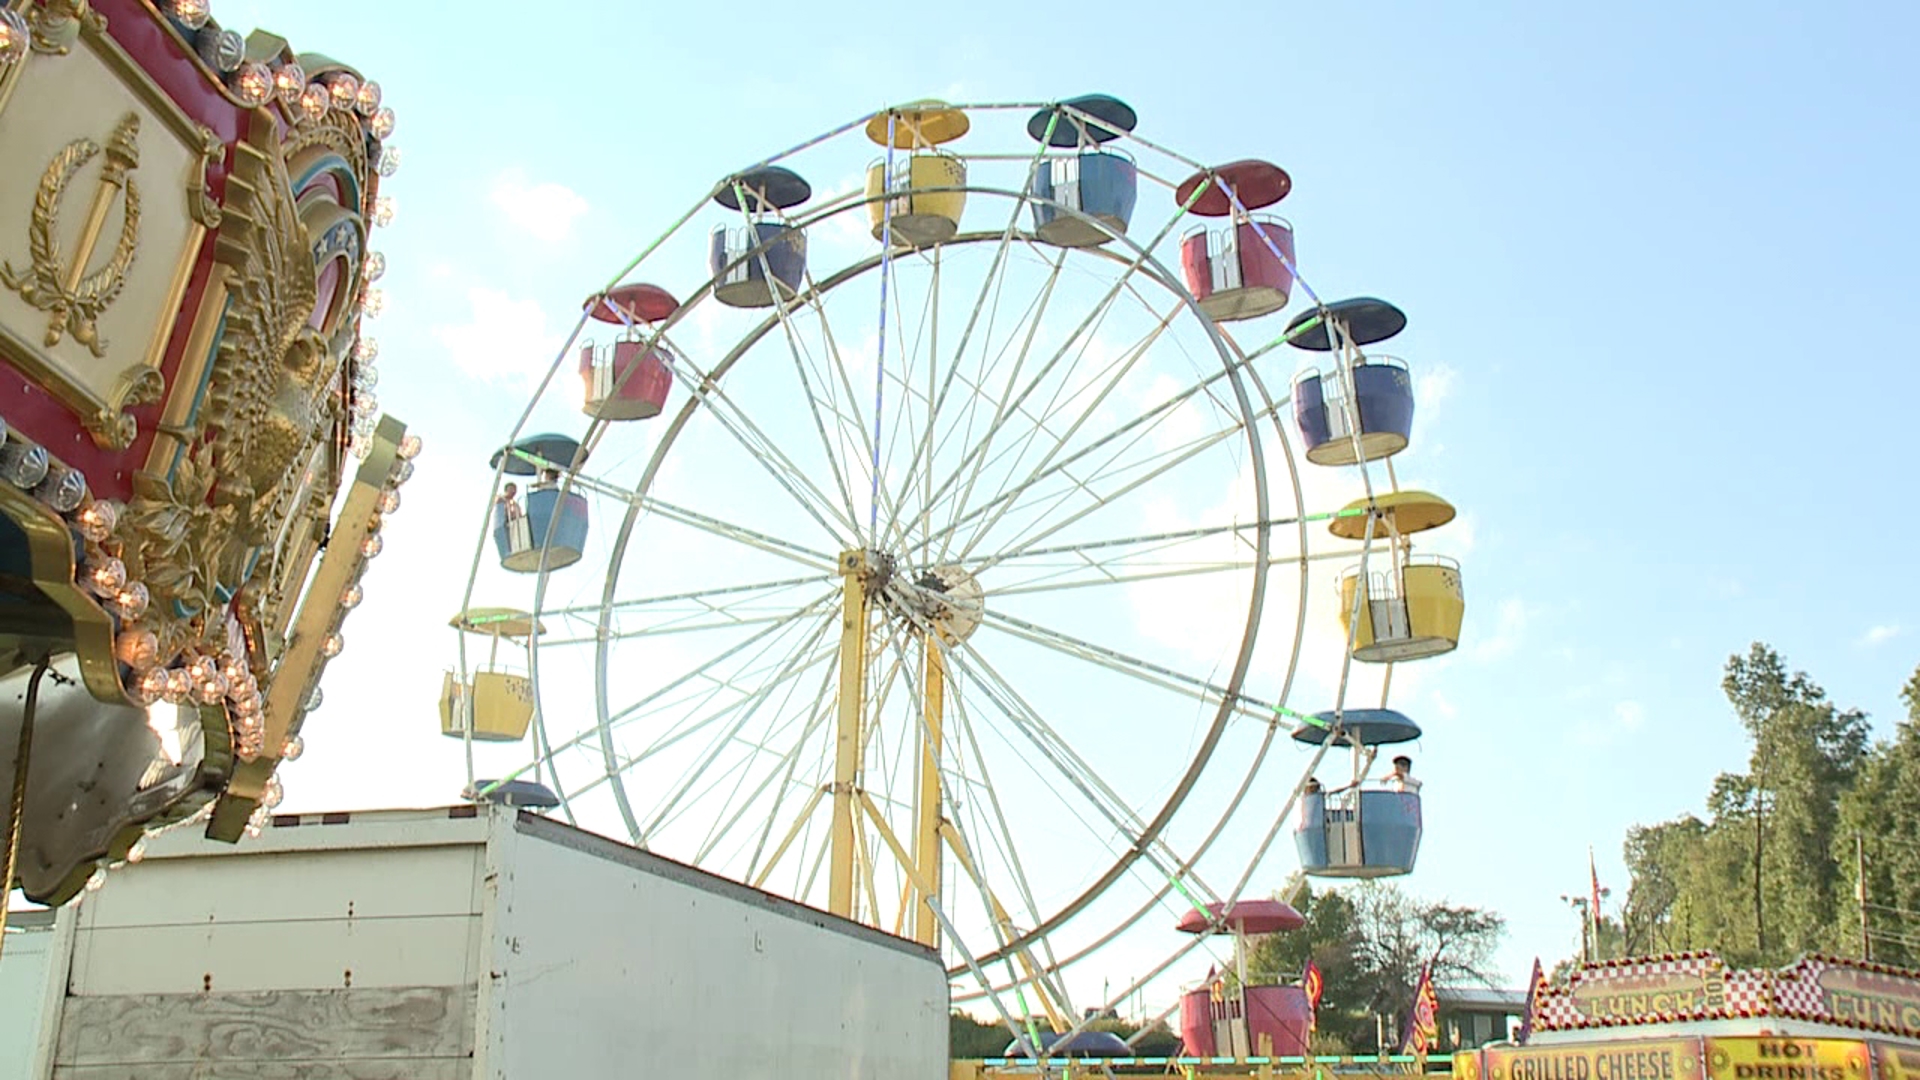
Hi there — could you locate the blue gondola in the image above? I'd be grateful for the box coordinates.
[710,166,812,308]
[490,434,589,573]
[1295,789,1422,878]
[1292,357,1415,467]
[1027,95,1139,248]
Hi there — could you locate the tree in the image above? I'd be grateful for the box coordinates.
[1838,664,1920,966]
[1615,645,1892,968]
[1722,643,1869,962]
[1245,881,1505,1053]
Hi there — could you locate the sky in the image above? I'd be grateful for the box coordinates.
[199,0,1920,1022]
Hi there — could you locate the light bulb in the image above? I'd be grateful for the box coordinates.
[196,27,243,72]
[35,463,86,512]
[189,654,219,684]
[233,689,262,717]
[76,500,118,542]
[0,441,49,488]
[326,72,359,112]
[168,0,209,30]
[354,337,379,364]
[360,288,385,318]
[191,671,228,705]
[396,434,422,460]
[87,556,126,596]
[340,584,363,609]
[298,83,329,123]
[363,252,386,281]
[231,61,273,107]
[164,668,190,704]
[355,80,382,116]
[376,489,400,514]
[360,533,383,558]
[0,9,28,68]
[137,667,170,703]
[261,775,284,810]
[390,460,414,487]
[126,838,147,863]
[350,435,372,461]
[376,144,401,177]
[353,366,379,392]
[273,62,306,105]
[369,106,395,140]
[320,632,343,658]
[304,685,324,712]
[372,196,395,228]
[115,627,160,670]
[110,581,150,621]
[85,866,108,892]
[282,735,304,761]
[220,656,248,689]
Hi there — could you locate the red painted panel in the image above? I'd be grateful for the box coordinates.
[1176,159,1293,217]
[1180,988,1216,1057]
[589,283,679,325]
[1180,231,1213,301]
[0,1,252,500]
[1236,220,1296,295]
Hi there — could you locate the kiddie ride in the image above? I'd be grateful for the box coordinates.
[445,93,1467,1074]
[0,0,413,928]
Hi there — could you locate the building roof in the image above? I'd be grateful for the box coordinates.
[1435,986,1529,1010]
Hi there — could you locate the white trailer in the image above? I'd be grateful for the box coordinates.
[2,804,949,1079]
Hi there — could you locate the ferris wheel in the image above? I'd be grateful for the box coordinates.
[445,95,1465,1041]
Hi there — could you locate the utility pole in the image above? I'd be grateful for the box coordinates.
[1856,833,1871,961]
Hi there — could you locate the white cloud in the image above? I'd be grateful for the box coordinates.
[432,287,565,387]
[1614,699,1647,732]
[1415,362,1458,424]
[1468,596,1529,662]
[1858,624,1902,648]
[490,168,591,244]
[1569,699,1647,748]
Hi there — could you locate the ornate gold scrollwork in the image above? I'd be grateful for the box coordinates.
[25,0,104,56]
[188,127,224,229]
[0,111,143,358]
[83,363,165,450]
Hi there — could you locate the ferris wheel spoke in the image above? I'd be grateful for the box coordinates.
[941,304,1183,562]
[630,617,842,842]
[743,653,845,882]
[657,328,860,543]
[923,342,1272,562]
[543,571,837,627]
[977,607,1278,723]
[572,592,837,764]
[765,279,867,534]
[967,424,1246,576]
[938,658,1070,955]
[942,636,1212,901]
[927,269,1136,561]
[986,545,1352,600]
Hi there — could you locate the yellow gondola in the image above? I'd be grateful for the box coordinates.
[441,607,542,742]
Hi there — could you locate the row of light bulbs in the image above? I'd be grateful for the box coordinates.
[156,0,398,142]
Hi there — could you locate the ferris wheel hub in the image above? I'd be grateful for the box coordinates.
[890,562,985,643]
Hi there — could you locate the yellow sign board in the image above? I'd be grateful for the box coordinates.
[1876,1041,1920,1080]
[1484,1039,1704,1080]
[1705,1038,1867,1080]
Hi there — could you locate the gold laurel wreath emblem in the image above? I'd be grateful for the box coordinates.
[0,113,142,358]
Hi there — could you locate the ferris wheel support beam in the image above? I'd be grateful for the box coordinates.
[910,633,946,947]
[938,818,1074,1032]
[828,549,876,918]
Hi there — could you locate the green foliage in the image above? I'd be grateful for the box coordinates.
[1245,881,1505,1053]
[1612,645,1919,970]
